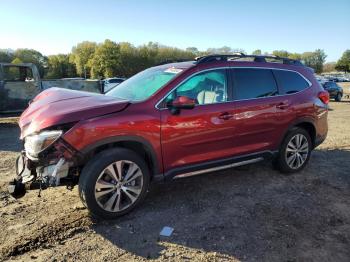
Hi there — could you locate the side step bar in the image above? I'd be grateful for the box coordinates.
[174,157,264,179]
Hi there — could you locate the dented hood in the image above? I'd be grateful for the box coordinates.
[19,88,129,138]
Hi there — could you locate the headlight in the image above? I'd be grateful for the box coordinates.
[24,130,63,158]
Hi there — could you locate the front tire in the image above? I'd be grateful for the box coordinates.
[79,148,150,219]
[277,127,312,174]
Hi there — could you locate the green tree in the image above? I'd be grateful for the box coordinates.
[155,46,194,65]
[6,58,24,79]
[70,41,97,78]
[206,46,245,54]
[272,50,290,58]
[46,54,76,79]
[335,50,350,72]
[288,53,302,60]
[136,42,160,71]
[0,50,13,62]
[118,42,139,77]
[11,57,23,64]
[302,49,326,73]
[252,49,262,55]
[186,47,199,56]
[13,48,47,77]
[323,62,336,73]
[90,39,121,78]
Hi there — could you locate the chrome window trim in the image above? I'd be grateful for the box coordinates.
[155,66,312,110]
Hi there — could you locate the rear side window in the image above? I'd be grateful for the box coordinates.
[2,66,33,82]
[324,82,331,88]
[109,79,123,83]
[232,68,278,100]
[273,70,310,94]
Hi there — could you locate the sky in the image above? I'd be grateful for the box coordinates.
[0,0,349,62]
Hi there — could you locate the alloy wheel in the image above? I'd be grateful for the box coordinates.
[285,134,309,169]
[94,160,143,212]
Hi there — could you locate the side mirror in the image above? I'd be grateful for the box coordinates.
[169,96,196,110]
[167,96,196,115]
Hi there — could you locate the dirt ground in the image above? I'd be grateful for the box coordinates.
[0,101,349,262]
[339,82,350,98]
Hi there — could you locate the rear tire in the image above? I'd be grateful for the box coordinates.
[335,93,342,102]
[277,127,312,174]
[79,148,150,219]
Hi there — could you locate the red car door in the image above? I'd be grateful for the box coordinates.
[229,68,294,155]
[159,69,237,174]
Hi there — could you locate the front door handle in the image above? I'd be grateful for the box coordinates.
[276,102,289,110]
[218,112,234,120]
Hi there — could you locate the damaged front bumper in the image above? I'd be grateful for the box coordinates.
[8,138,81,198]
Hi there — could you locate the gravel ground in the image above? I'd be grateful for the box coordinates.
[0,101,349,262]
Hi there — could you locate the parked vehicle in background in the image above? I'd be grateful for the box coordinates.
[61,77,85,80]
[338,76,350,82]
[322,81,343,101]
[9,54,328,219]
[103,77,126,93]
[315,75,327,84]
[0,63,103,114]
[324,75,338,82]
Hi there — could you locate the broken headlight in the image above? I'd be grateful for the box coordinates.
[24,130,63,158]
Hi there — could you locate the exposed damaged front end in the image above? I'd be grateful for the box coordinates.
[9,131,82,198]
[8,87,130,198]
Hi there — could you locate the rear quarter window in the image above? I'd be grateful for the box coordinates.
[273,70,310,94]
[109,79,123,83]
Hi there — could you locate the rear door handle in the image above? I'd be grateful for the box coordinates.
[218,112,234,120]
[276,102,289,110]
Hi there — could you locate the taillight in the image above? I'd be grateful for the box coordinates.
[318,91,329,104]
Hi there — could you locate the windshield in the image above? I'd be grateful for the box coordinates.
[106,67,182,101]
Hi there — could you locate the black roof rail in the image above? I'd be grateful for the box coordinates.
[195,54,304,67]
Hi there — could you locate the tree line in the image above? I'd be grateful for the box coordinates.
[0,40,349,79]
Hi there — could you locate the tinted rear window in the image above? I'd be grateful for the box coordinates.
[232,68,278,100]
[273,70,309,94]
[2,66,33,81]
[109,79,123,83]
[324,82,329,88]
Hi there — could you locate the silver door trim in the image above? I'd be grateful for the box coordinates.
[173,157,264,179]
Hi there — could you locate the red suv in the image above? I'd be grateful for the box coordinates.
[10,54,329,219]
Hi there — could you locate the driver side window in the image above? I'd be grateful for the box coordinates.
[166,69,227,105]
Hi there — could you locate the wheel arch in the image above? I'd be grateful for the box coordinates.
[279,118,317,149]
[79,136,161,179]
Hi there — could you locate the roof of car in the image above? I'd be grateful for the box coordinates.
[152,55,315,77]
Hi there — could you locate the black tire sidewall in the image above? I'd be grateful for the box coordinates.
[278,127,312,174]
[79,148,150,219]
[335,93,342,102]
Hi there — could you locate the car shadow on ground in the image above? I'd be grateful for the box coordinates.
[91,148,350,261]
